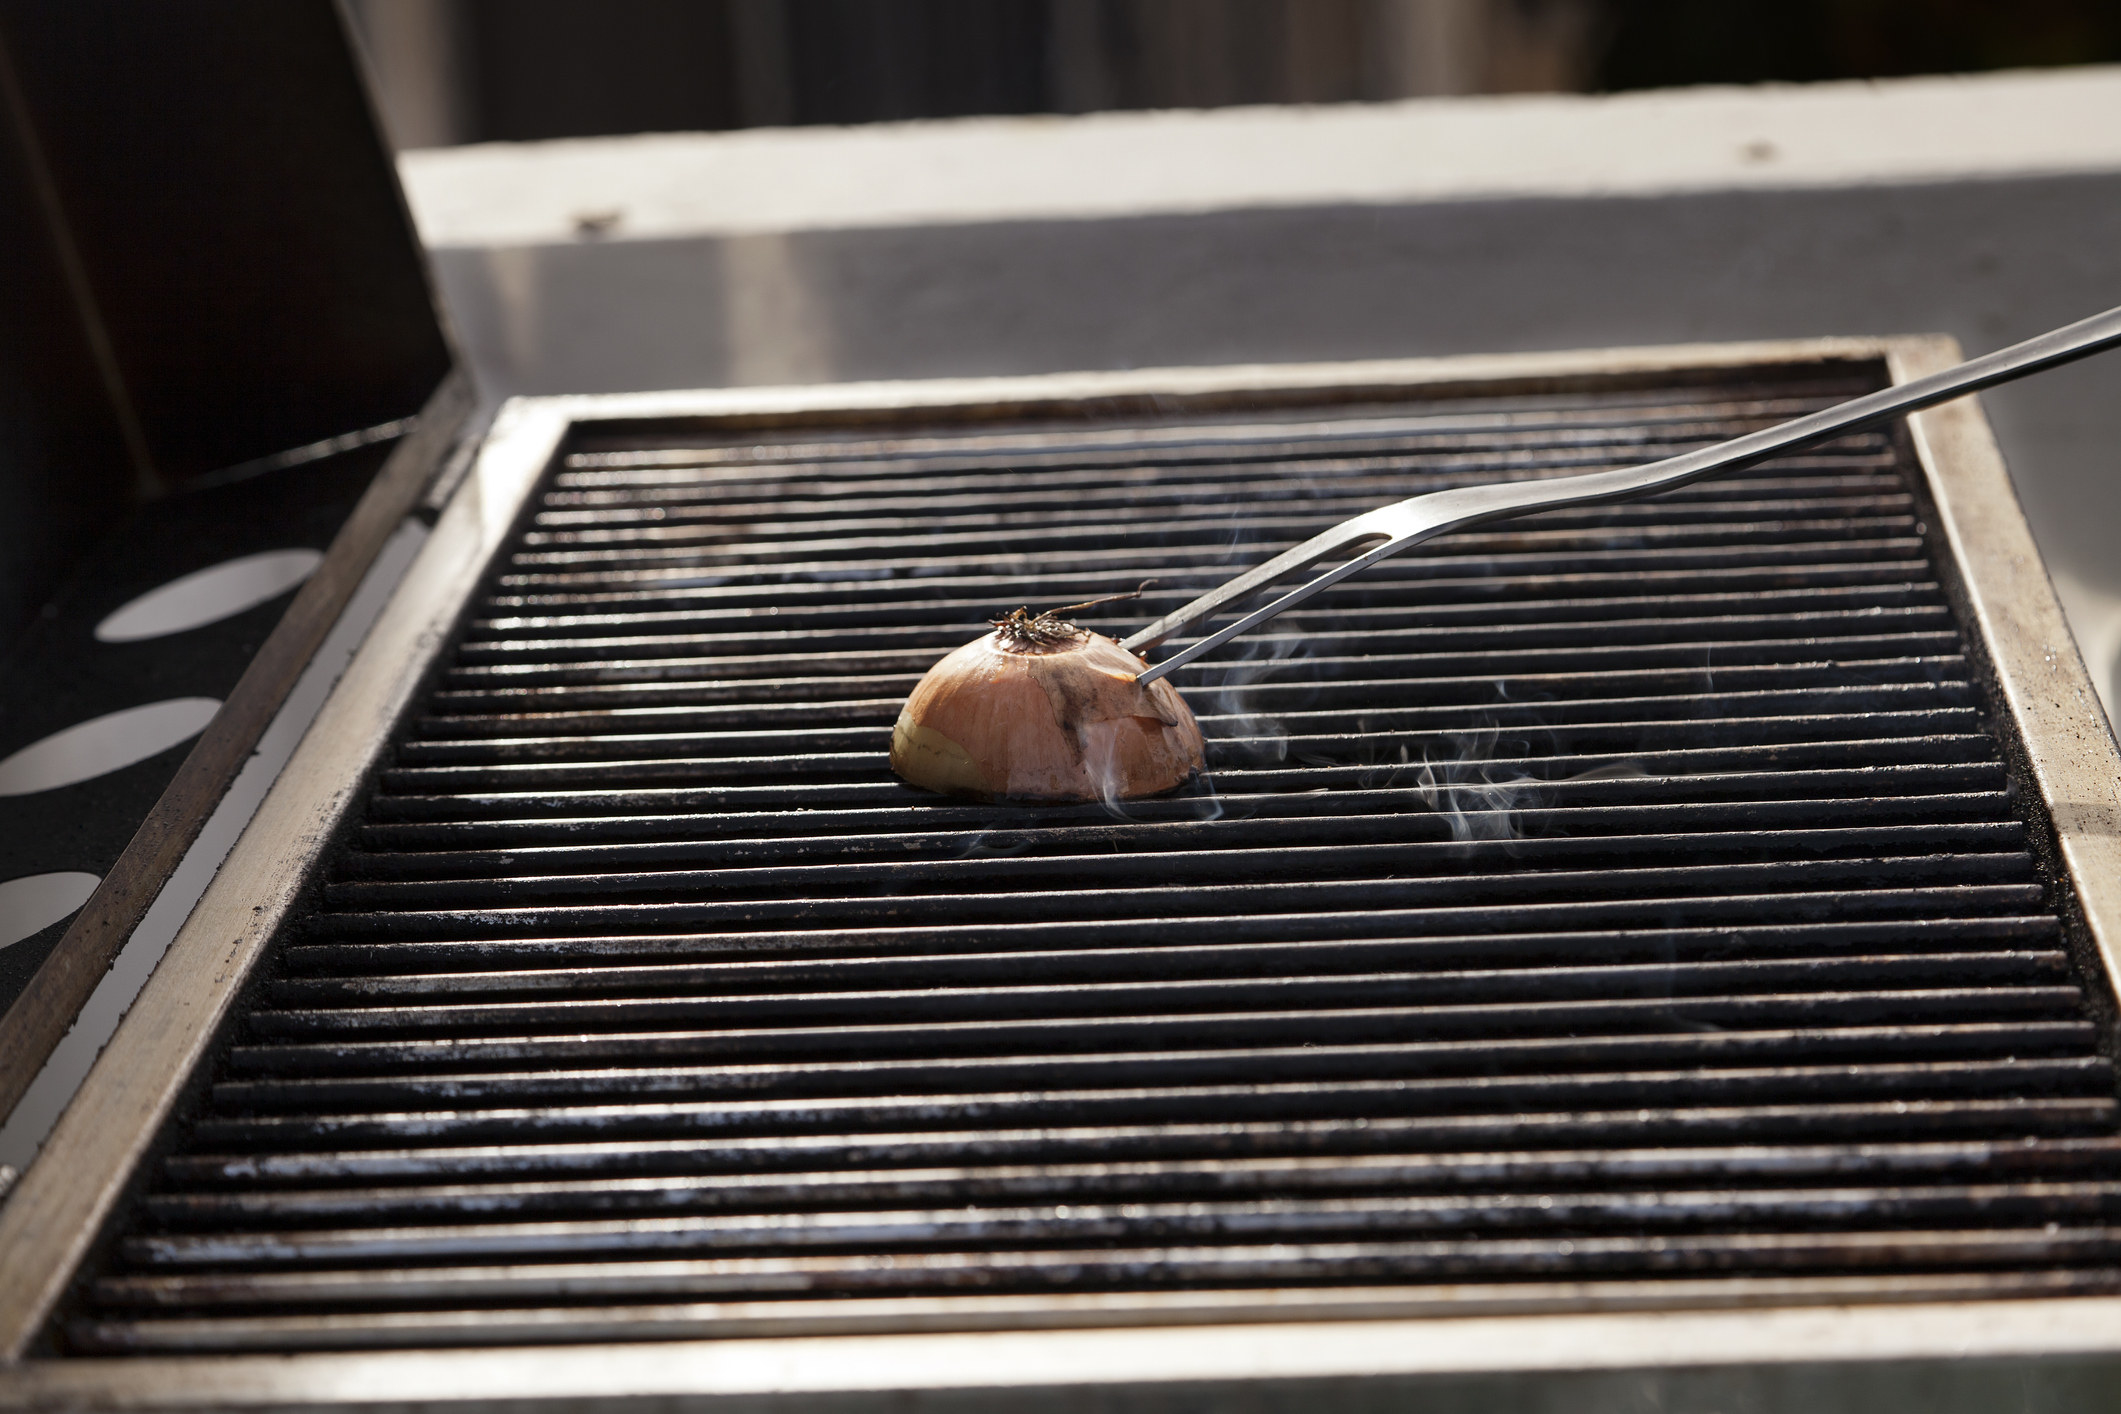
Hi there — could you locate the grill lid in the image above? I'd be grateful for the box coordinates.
[41,357,2121,1356]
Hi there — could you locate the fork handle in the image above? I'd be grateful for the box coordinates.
[1124,304,2121,684]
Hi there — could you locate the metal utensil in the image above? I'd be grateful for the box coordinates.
[1124,304,2121,684]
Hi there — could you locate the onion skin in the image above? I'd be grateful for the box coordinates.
[891,629,1205,802]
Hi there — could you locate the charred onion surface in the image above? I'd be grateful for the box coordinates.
[890,606,1205,802]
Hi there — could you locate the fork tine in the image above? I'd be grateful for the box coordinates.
[1119,514,1395,656]
[1118,302,2121,684]
[1131,529,1413,685]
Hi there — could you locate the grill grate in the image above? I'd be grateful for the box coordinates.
[57,365,2121,1354]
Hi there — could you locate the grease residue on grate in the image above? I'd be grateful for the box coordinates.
[58,369,2121,1354]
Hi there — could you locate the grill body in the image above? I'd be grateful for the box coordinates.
[9,342,2121,1403]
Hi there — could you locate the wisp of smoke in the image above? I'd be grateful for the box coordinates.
[1201,627,1310,759]
[1413,727,1542,848]
[1077,499,1323,823]
[1408,718,1654,851]
[1078,717,1229,824]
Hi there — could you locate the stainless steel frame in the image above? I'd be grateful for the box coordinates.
[5,336,2119,1409]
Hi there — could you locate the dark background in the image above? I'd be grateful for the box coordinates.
[0,0,450,647]
[346,0,2121,149]
[1601,0,2121,90]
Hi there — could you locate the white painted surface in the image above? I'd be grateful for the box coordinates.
[0,519,429,1169]
[94,549,323,643]
[396,67,2121,726]
[400,66,2121,248]
[0,873,98,952]
[0,699,220,798]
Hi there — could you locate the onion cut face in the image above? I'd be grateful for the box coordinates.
[890,612,1205,803]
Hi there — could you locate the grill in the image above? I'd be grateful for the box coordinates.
[51,357,2121,1356]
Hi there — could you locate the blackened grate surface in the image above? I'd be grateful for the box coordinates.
[63,365,2121,1354]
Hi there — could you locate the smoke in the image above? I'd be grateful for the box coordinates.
[1078,715,1229,824]
[1082,717,1138,822]
[1075,498,1330,822]
[1198,626,1314,764]
[1413,727,1541,846]
[1402,711,1651,852]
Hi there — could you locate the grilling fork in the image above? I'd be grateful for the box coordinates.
[1125,304,2121,685]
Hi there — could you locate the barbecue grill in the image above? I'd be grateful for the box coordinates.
[5,333,2121,1408]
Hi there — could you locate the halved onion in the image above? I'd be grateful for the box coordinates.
[890,610,1204,802]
